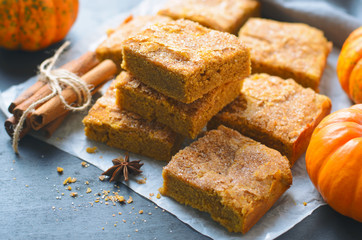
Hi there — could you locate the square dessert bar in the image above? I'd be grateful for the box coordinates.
[115,71,242,139]
[82,80,184,161]
[121,19,251,103]
[96,15,172,70]
[208,74,332,165]
[239,18,332,91]
[160,125,292,233]
[158,0,260,34]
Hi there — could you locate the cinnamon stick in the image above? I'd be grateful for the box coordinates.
[30,59,117,130]
[40,82,106,138]
[4,115,31,139]
[12,51,99,119]
[41,114,68,138]
[8,81,46,113]
[60,51,99,75]
[5,83,105,139]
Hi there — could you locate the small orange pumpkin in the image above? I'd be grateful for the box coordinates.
[306,104,362,222]
[0,0,78,51]
[337,27,362,104]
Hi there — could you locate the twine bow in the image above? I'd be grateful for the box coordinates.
[13,41,92,154]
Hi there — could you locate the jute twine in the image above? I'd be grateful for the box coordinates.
[13,41,92,154]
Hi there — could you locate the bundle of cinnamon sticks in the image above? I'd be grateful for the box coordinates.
[5,51,117,140]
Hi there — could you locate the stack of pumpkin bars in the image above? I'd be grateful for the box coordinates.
[83,0,333,234]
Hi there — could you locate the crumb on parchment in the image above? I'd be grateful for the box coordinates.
[86,146,97,153]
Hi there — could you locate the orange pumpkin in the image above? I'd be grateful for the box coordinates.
[0,0,78,51]
[337,27,362,104]
[306,104,362,222]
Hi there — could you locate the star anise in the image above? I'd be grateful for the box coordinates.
[102,153,143,182]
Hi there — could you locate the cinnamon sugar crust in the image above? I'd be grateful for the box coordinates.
[160,126,292,233]
[239,18,332,91]
[96,15,172,71]
[158,0,260,34]
[121,19,250,103]
[208,74,332,165]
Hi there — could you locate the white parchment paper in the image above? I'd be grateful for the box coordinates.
[0,0,353,239]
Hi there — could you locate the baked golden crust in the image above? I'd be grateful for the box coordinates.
[82,80,184,161]
[160,125,292,233]
[208,74,332,165]
[158,0,260,34]
[115,71,242,139]
[96,15,172,70]
[239,18,332,91]
[121,19,251,103]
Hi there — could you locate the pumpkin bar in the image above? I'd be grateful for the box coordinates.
[121,19,251,103]
[160,125,292,233]
[239,18,332,91]
[96,15,172,70]
[158,0,260,34]
[115,71,242,139]
[208,74,332,165]
[82,80,184,161]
